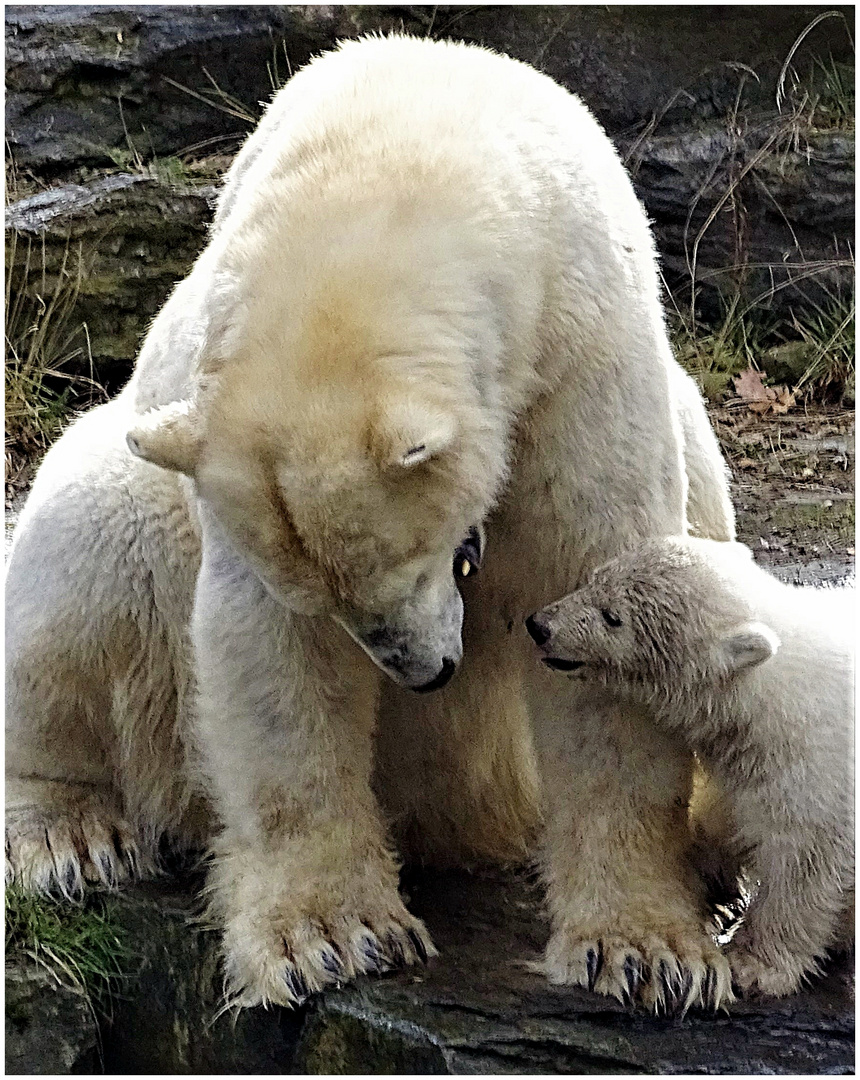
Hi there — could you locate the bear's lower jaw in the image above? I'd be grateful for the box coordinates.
[542,657,585,672]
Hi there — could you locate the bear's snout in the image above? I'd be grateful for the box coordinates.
[413,656,457,693]
[525,612,551,646]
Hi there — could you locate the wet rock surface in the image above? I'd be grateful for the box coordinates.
[5,966,100,1075]
[620,127,855,322]
[6,870,854,1074]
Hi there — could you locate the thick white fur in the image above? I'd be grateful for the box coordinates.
[6,36,733,1009]
[534,536,854,999]
[669,366,734,542]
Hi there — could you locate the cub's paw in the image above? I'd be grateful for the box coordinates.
[728,944,810,999]
[6,796,155,900]
[533,927,734,1014]
[219,893,436,1009]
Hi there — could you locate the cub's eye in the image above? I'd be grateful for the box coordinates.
[601,609,622,628]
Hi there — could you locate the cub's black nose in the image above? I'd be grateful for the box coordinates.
[525,613,551,645]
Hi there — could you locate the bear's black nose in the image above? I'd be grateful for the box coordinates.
[525,613,551,645]
[413,657,457,693]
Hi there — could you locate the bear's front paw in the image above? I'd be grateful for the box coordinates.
[6,790,155,900]
[728,944,810,999]
[533,926,734,1014]
[217,883,436,1009]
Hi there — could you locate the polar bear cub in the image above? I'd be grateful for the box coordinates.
[527,536,854,998]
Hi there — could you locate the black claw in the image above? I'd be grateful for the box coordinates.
[407,928,428,965]
[586,947,599,992]
[62,862,81,898]
[362,935,386,973]
[321,948,344,978]
[623,956,640,1000]
[97,851,117,888]
[385,931,406,966]
[284,969,308,1000]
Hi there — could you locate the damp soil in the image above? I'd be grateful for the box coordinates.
[712,403,855,585]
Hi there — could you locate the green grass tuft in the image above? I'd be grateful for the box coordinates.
[5,886,131,1007]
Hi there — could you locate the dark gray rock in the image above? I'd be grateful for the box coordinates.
[351,6,853,135]
[5,5,344,174]
[621,127,855,321]
[98,880,306,1073]
[295,870,854,1075]
[5,965,100,1075]
[74,871,855,1073]
[5,171,217,389]
[7,6,852,175]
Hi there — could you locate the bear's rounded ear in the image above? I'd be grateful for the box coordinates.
[720,621,780,673]
[373,397,457,470]
[127,400,202,476]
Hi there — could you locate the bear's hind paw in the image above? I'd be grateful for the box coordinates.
[6,801,155,900]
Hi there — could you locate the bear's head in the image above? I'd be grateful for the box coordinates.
[127,263,506,692]
[526,537,779,698]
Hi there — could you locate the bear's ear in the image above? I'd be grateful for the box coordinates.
[127,400,202,476]
[720,621,780,673]
[374,397,457,470]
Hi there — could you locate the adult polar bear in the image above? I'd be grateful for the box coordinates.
[6,36,734,1008]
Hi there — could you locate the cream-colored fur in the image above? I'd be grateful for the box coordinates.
[532,536,854,999]
[6,36,733,1009]
[669,366,735,543]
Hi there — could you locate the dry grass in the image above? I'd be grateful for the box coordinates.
[662,12,855,403]
[5,234,105,500]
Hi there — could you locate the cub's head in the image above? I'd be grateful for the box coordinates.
[526,537,779,696]
[128,348,501,694]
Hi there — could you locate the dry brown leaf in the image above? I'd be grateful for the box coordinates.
[770,386,796,415]
[731,367,795,416]
[733,367,775,404]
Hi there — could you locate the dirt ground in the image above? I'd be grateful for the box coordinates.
[712,403,855,585]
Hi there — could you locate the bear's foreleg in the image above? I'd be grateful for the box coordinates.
[530,678,734,1013]
[193,537,434,1008]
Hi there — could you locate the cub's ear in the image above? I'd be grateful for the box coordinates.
[374,396,456,469]
[720,621,780,672]
[126,400,202,476]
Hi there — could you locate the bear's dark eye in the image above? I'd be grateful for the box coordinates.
[454,526,482,580]
[601,609,622,628]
